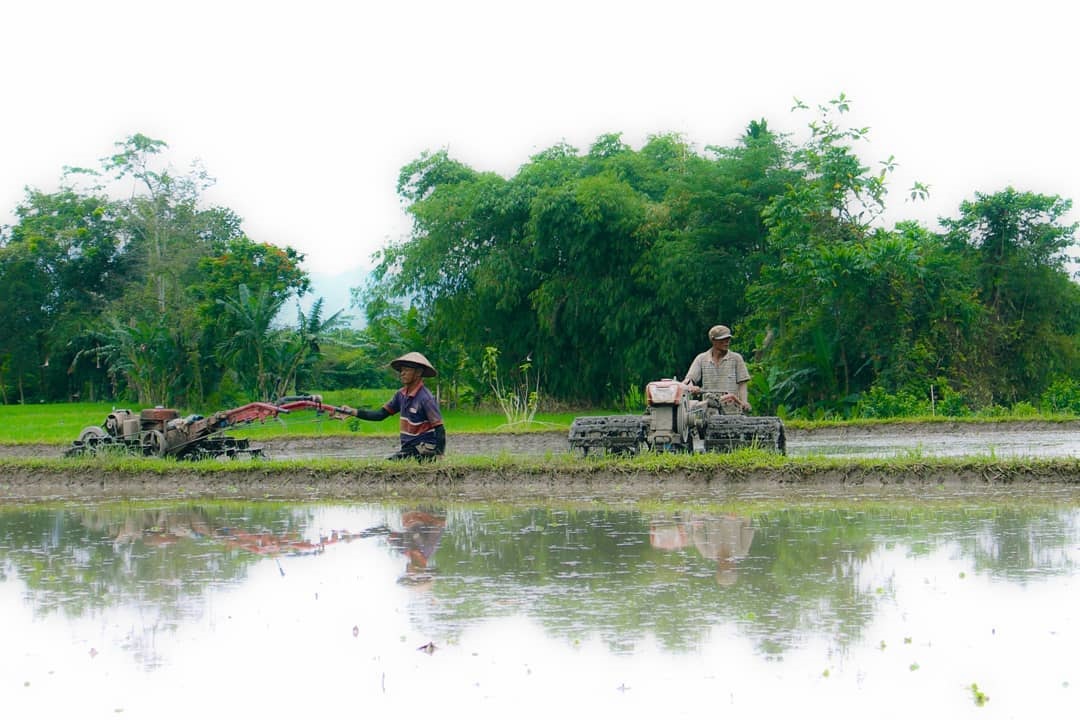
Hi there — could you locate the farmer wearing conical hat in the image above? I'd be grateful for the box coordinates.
[342,352,446,460]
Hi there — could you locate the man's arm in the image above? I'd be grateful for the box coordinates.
[683,354,702,386]
[735,381,750,410]
[342,406,391,421]
[735,355,751,410]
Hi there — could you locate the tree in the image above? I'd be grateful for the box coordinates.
[364,101,1080,413]
[747,96,921,412]
[642,123,795,379]
[371,129,794,405]
[525,169,655,400]
[56,135,310,406]
[271,297,351,398]
[83,315,186,404]
[216,284,288,401]
[941,188,1080,401]
[0,188,122,401]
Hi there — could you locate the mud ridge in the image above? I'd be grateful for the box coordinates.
[3,461,1080,503]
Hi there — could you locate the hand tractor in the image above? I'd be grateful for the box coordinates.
[64,395,354,460]
[568,379,785,456]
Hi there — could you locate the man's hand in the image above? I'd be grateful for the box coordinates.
[719,393,751,411]
[703,392,751,412]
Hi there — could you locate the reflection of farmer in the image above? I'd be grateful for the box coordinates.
[649,513,754,586]
[688,515,754,586]
[649,517,689,551]
[387,510,446,574]
[351,510,447,587]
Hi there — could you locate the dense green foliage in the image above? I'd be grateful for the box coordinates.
[0,135,370,407]
[365,97,1080,417]
[4,97,1079,419]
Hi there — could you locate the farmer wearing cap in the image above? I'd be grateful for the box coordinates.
[683,325,751,414]
[342,352,446,460]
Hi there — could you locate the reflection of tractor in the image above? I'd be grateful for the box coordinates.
[568,379,785,456]
[65,395,353,460]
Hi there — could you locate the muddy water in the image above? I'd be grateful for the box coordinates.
[791,424,1080,459]
[256,422,1080,460]
[1,422,1078,461]
[2,497,1077,718]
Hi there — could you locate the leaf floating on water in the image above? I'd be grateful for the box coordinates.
[970,682,990,706]
[417,641,436,654]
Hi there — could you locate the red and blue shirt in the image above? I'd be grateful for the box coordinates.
[384,382,443,450]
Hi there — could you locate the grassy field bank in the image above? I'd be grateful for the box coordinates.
[3,397,1079,446]
[3,401,1080,501]
[0,395,594,445]
[3,450,1080,504]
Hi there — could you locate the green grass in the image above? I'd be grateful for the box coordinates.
[0,401,120,443]
[0,397,590,445]
[1,396,1077,446]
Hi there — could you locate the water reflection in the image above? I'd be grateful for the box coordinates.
[650,514,754,585]
[3,501,1076,654]
[2,498,1078,716]
[356,509,447,587]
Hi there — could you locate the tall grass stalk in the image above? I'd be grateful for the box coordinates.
[482,346,541,429]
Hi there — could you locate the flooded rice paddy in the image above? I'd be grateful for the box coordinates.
[253,422,1080,461]
[2,495,1078,718]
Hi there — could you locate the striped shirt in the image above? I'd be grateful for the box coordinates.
[684,349,750,395]
[384,382,444,450]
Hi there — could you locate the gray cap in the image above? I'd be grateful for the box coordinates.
[708,325,733,341]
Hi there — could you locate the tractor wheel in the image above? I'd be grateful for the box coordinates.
[65,426,108,457]
[147,430,168,457]
[78,426,107,443]
[703,415,786,454]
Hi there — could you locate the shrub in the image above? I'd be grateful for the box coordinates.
[1041,377,1080,415]
[975,404,1010,418]
[931,382,971,417]
[618,383,645,412]
[1009,401,1039,418]
[855,385,928,418]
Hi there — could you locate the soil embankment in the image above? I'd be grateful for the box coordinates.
[3,423,1080,502]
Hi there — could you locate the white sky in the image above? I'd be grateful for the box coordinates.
[3,0,1078,292]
